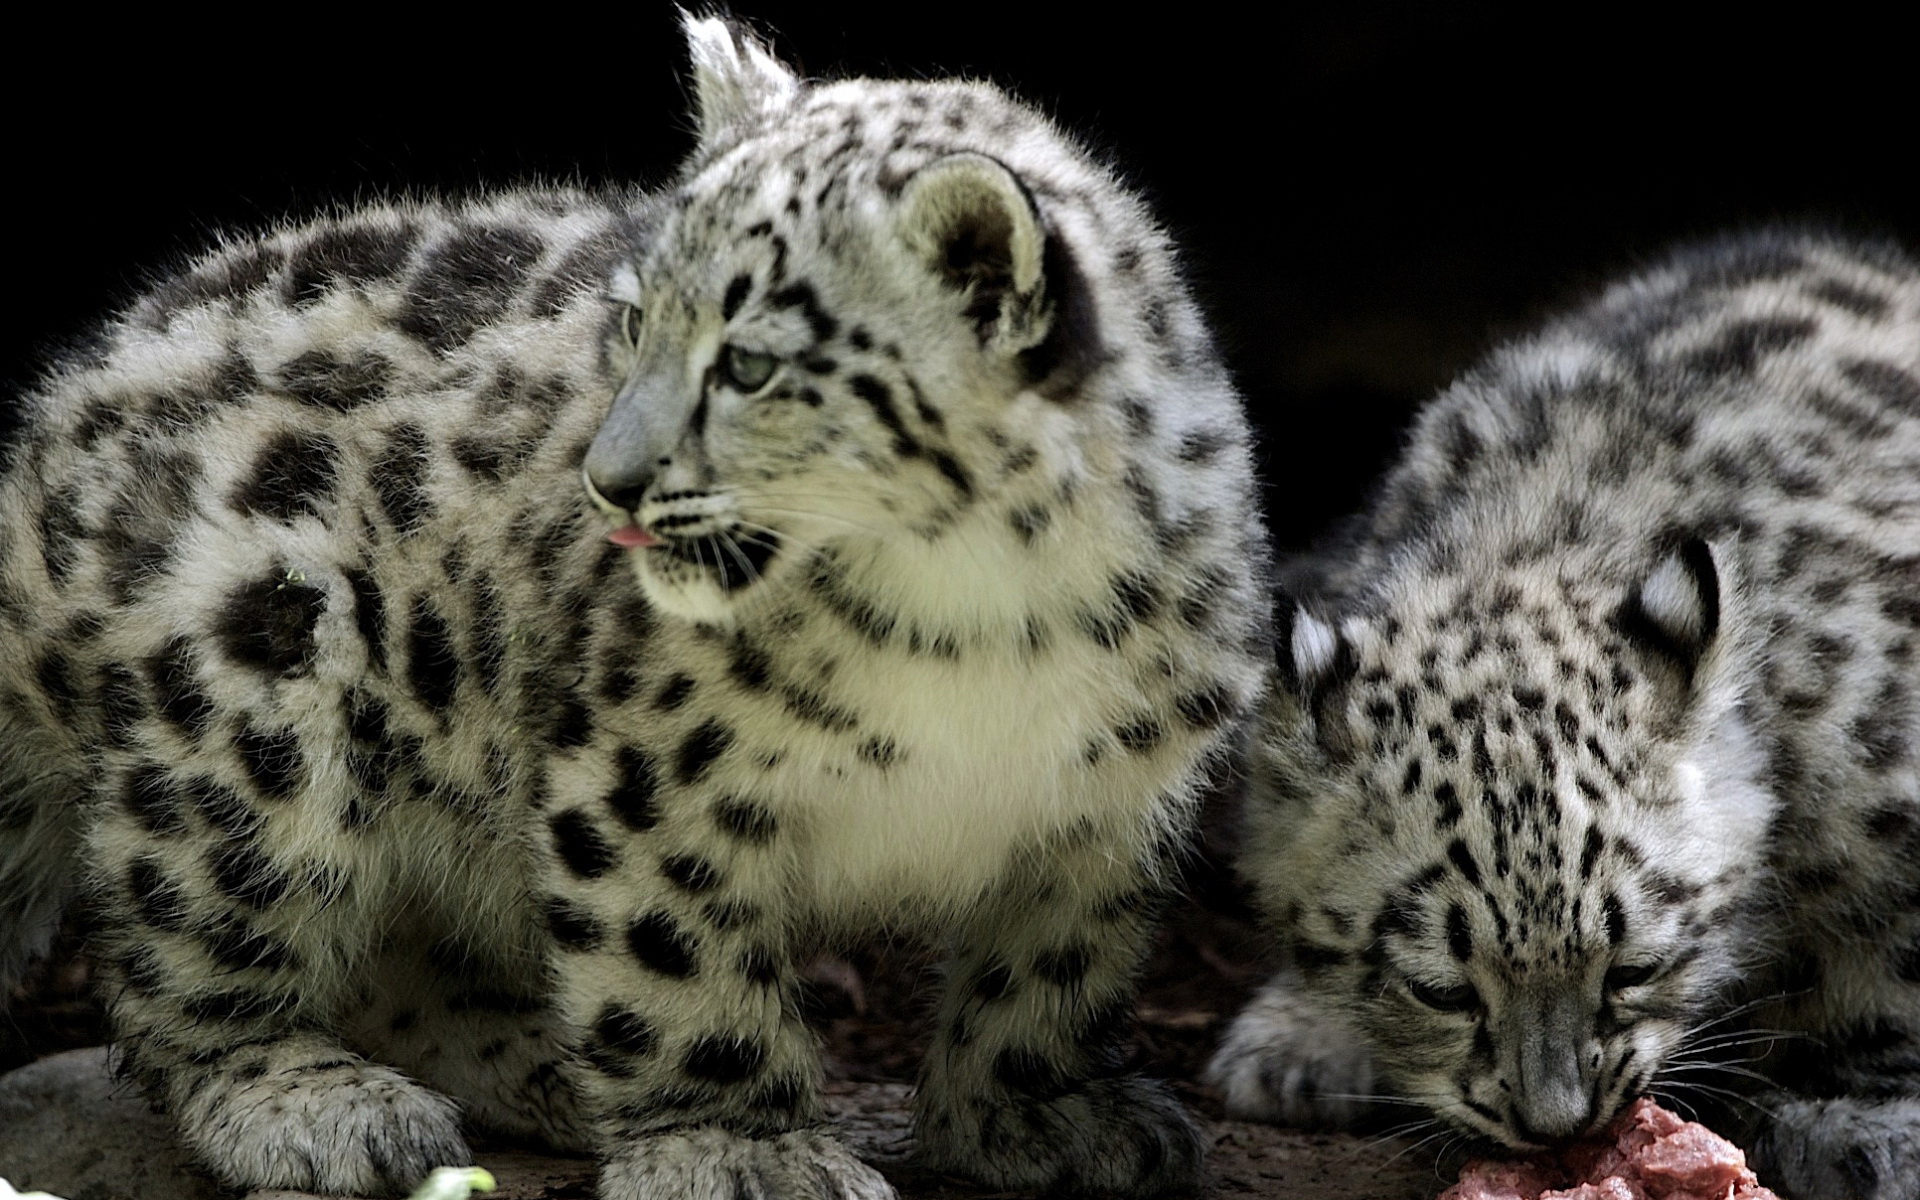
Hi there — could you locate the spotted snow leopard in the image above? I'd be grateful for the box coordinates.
[0,17,1268,1200]
[1208,231,1920,1200]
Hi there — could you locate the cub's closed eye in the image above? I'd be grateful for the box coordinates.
[721,345,778,393]
[1605,963,1660,991]
[623,305,643,346]
[1407,978,1480,1012]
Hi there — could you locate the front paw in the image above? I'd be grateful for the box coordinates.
[601,1128,895,1200]
[176,1054,468,1196]
[1206,978,1376,1128]
[918,1074,1204,1198]
[1748,1094,1920,1200]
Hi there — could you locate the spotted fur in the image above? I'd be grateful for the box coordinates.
[0,17,1267,1200]
[1210,232,1920,1200]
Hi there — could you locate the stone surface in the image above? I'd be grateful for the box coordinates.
[0,1049,1439,1200]
[0,1048,218,1200]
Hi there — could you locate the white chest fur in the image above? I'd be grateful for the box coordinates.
[784,640,1189,914]
[683,510,1204,919]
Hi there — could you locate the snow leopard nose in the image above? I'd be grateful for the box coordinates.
[1509,990,1600,1144]
[584,404,664,512]
[588,369,694,512]
[584,460,654,514]
[1513,1094,1597,1146]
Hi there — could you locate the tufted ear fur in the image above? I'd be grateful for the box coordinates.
[1278,605,1340,691]
[1277,601,1360,761]
[1618,536,1721,690]
[896,154,1051,354]
[682,11,800,146]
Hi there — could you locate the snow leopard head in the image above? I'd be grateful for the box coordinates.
[1242,539,1776,1147]
[583,16,1109,624]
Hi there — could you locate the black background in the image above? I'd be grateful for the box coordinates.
[9,5,1913,553]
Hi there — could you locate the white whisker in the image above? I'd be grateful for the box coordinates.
[730,500,889,539]
[1377,1122,1456,1169]
[1651,1088,1704,1122]
[1660,1061,1779,1086]
[1315,1092,1429,1107]
[717,530,765,588]
[1664,1081,1781,1119]
[1677,1027,1805,1054]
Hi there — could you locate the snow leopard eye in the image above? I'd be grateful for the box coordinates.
[720,344,778,393]
[623,305,643,346]
[1604,962,1660,992]
[1407,978,1480,1013]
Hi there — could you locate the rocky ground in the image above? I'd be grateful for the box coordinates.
[0,802,1454,1200]
[0,1048,1445,1200]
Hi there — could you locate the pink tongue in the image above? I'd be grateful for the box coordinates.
[608,526,661,548]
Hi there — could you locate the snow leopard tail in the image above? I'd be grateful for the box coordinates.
[0,711,82,1004]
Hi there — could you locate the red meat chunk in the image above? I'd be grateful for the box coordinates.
[1437,1098,1780,1200]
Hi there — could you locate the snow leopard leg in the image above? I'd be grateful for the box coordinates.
[1205,968,1384,1128]
[343,929,591,1153]
[89,773,468,1195]
[1750,1096,1920,1200]
[1746,981,1920,1200]
[0,715,81,1000]
[542,796,892,1200]
[1735,919,1920,1200]
[915,821,1205,1198]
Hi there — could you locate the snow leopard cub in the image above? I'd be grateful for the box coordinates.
[0,16,1268,1200]
[1209,232,1919,1200]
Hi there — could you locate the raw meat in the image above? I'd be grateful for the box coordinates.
[1438,1098,1780,1200]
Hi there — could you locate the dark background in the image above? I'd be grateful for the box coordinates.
[11,5,1913,556]
[6,5,1915,1080]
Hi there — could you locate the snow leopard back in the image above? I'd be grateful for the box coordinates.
[0,18,1267,1200]
[0,188,644,994]
[1213,231,1920,1200]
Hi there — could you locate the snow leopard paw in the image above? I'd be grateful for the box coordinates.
[1749,1094,1920,1200]
[1205,975,1378,1128]
[177,1053,468,1196]
[600,1128,896,1200]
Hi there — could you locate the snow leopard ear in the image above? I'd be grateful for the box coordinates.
[1277,602,1361,760]
[1620,536,1721,687]
[1277,604,1346,693]
[682,11,800,145]
[896,154,1051,354]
